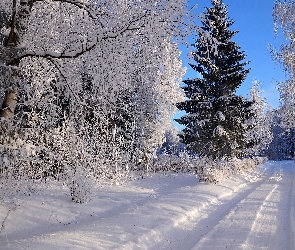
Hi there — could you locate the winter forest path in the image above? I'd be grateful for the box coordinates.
[0,161,295,250]
[150,161,295,250]
[190,161,295,250]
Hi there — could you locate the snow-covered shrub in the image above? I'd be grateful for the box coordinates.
[149,149,267,184]
[254,156,268,165]
[194,157,228,183]
[68,174,92,204]
[0,120,45,202]
[194,156,267,184]
[232,157,266,173]
[152,152,191,173]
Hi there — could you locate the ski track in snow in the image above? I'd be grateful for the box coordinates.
[0,161,295,250]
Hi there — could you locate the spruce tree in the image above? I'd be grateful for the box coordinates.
[176,0,253,159]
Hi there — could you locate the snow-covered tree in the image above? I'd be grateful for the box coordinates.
[273,0,295,129]
[0,0,193,200]
[176,0,253,160]
[158,123,184,155]
[267,109,295,160]
[246,80,273,156]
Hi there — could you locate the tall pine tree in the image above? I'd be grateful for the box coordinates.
[176,0,253,159]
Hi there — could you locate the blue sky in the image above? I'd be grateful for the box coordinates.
[173,0,286,128]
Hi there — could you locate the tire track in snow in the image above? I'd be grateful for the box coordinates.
[0,174,199,249]
[167,166,276,250]
[125,165,274,249]
[2,162,295,250]
[191,161,295,250]
[242,167,282,249]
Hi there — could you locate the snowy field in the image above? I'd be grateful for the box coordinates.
[0,161,295,250]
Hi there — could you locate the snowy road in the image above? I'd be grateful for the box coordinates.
[186,161,295,250]
[1,161,295,249]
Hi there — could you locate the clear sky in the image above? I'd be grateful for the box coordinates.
[173,0,286,128]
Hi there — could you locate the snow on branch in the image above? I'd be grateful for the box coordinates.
[31,0,104,20]
[7,11,148,65]
[8,43,97,65]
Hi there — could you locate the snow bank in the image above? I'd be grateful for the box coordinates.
[0,161,294,249]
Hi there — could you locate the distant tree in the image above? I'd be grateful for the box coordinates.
[246,80,273,156]
[272,0,295,160]
[158,124,184,155]
[267,110,295,160]
[176,0,253,160]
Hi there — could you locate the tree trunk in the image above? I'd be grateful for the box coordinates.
[0,89,18,120]
[0,0,34,120]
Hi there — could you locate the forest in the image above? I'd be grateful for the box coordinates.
[0,0,295,204]
[1,1,295,249]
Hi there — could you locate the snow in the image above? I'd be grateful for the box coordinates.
[1,161,295,249]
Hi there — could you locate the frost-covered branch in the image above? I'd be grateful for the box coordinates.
[0,0,193,202]
[7,11,148,65]
[32,0,105,20]
[273,0,295,129]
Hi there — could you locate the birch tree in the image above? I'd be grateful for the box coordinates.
[273,0,295,129]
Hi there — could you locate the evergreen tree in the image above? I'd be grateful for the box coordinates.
[176,0,253,159]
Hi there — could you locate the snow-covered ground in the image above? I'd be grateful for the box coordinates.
[0,161,294,250]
